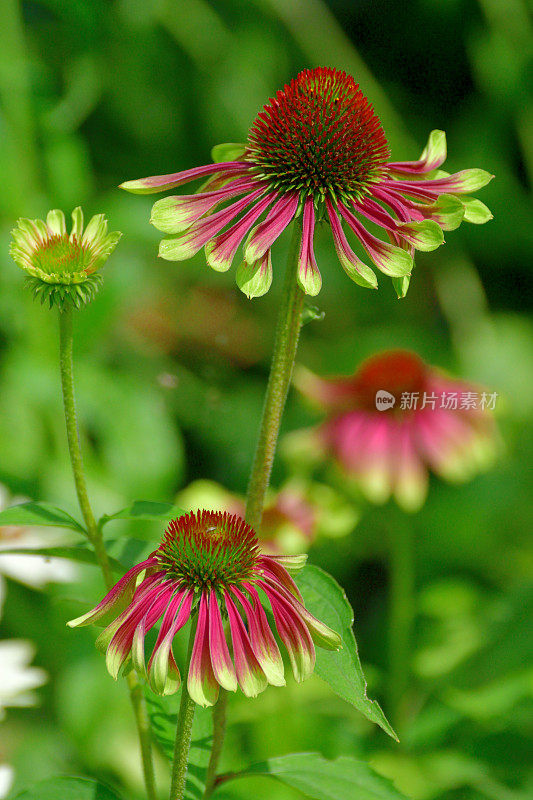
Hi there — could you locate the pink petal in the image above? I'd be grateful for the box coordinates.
[231,586,285,686]
[67,557,158,628]
[187,592,220,707]
[244,192,299,263]
[207,590,238,692]
[120,161,249,195]
[224,593,268,698]
[205,192,275,272]
[257,580,315,682]
[297,198,322,295]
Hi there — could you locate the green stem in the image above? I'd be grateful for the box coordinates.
[170,627,197,800]
[58,308,157,800]
[58,308,111,585]
[202,691,227,798]
[201,222,305,794]
[388,516,415,731]
[245,221,305,530]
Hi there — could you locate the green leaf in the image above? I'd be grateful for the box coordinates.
[213,753,410,800]
[100,501,185,527]
[211,142,246,163]
[146,689,213,799]
[14,776,123,800]
[0,546,124,572]
[294,566,397,740]
[0,501,86,533]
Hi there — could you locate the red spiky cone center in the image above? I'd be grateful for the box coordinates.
[245,67,390,202]
[155,510,259,591]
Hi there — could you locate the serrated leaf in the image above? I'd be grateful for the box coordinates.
[100,501,185,527]
[295,566,397,740]
[213,753,410,800]
[0,501,86,533]
[146,689,213,799]
[0,546,124,572]
[14,776,123,800]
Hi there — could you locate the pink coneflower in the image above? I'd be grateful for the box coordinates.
[121,67,493,298]
[68,511,340,706]
[295,350,499,511]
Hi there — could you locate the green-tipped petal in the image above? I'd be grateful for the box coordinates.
[236,252,272,298]
[158,234,198,261]
[393,274,411,299]
[46,209,66,236]
[424,194,465,231]
[420,129,447,169]
[448,169,494,194]
[461,197,494,224]
[397,219,444,252]
[151,196,195,234]
[211,142,246,163]
[205,240,233,272]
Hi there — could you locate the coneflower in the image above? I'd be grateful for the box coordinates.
[121,67,492,298]
[68,511,341,706]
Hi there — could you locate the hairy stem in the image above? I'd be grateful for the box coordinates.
[245,221,305,530]
[202,691,227,798]
[58,308,157,800]
[170,627,197,800]
[202,222,305,794]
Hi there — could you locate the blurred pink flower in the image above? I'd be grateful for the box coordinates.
[69,511,340,706]
[295,350,499,511]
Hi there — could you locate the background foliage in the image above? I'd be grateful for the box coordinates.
[0,1,531,799]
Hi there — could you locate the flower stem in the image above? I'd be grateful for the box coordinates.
[245,221,305,530]
[58,308,157,800]
[58,308,111,584]
[170,626,197,800]
[201,222,305,794]
[202,691,227,798]
[388,516,415,731]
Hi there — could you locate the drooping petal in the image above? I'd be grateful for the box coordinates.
[224,593,268,698]
[132,582,183,678]
[236,249,273,298]
[207,590,238,692]
[150,177,257,234]
[244,192,299,263]
[357,197,444,252]
[119,161,249,194]
[105,582,174,679]
[387,130,447,175]
[326,200,377,289]
[159,188,265,262]
[297,198,321,295]
[258,557,304,601]
[338,203,413,278]
[67,557,157,628]
[148,590,193,696]
[231,586,285,686]
[187,592,220,707]
[205,193,275,272]
[258,580,315,682]
[260,578,341,652]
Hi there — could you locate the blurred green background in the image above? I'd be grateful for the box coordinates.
[0,0,532,799]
